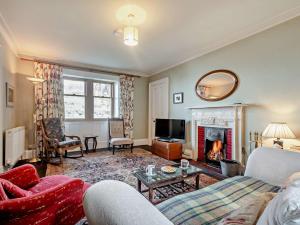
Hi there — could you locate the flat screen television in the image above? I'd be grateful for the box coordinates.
[155,119,185,140]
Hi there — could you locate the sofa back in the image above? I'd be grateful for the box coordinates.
[245,147,300,186]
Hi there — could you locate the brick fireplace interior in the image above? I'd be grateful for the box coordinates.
[198,126,232,167]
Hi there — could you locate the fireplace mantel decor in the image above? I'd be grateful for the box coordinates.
[188,104,247,164]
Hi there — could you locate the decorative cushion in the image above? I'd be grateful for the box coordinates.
[257,185,300,225]
[0,184,8,200]
[109,120,125,138]
[282,172,300,189]
[217,192,275,225]
[110,138,133,145]
[58,139,81,148]
[43,118,65,142]
[0,178,31,199]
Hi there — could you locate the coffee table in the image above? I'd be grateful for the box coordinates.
[133,165,203,204]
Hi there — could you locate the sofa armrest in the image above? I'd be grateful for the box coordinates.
[245,147,300,186]
[83,180,173,225]
[0,164,40,189]
[0,178,84,218]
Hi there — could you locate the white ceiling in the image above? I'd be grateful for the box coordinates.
[1,0,300,76]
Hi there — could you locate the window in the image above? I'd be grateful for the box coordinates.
[63,77,116,120]
[93,82,113,119]
[63,79,86,119]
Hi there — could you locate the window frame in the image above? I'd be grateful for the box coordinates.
[63,77,87,121]
[63,77,116,121]
[92,80,115,120]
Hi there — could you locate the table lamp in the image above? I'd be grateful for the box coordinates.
[262,122,296,148]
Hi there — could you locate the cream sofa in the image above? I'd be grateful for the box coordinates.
[83,147,300,225]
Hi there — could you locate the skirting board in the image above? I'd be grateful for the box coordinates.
[91,138,149,149]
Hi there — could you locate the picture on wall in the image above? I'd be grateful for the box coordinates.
[6,83,14,107]
[173,92,184,104]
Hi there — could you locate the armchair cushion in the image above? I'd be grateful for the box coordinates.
[57,139,81,148]
[43,118,65,142]
[109,120,125,138]
[110,138,133,145]
[0,179,31,199]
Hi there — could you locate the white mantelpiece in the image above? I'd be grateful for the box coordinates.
[189,104,247,164]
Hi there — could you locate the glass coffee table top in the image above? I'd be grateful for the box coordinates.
[133,164,203,186]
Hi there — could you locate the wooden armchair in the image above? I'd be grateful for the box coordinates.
[108,118,133,155]
[41,118,84,163]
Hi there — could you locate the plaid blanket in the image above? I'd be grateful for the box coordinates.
[157,176,280,225]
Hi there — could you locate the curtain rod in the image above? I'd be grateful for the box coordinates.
[20,57,141,78]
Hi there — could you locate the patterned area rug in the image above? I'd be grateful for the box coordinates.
[47,148,218,188]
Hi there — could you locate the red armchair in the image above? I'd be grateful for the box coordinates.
[0,164,90,225]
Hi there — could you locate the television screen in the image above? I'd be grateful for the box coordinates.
[155,119,170,138]
[155,119,185,140]
[171,119,185,139]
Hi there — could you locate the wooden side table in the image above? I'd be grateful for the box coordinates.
[84,136,98,153]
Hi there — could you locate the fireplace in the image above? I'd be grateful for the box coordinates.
[198,126,232,167]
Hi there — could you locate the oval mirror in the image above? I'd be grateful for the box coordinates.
[195,70,238,101]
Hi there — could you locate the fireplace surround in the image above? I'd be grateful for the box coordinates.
[188,104,247,164]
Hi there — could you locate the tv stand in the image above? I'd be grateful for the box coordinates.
[152,139,182,160]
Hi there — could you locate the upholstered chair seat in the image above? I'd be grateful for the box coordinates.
[110,138,133,145]
[108,118,134,154]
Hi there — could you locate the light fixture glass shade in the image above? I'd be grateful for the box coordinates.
[123,26,138,46]
[262,122,296,139]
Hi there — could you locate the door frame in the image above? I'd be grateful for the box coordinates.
[148,77,169,145]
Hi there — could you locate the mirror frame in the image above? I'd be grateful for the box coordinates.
[195,69,239,102]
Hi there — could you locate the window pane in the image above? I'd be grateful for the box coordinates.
[94,98,112,118]
[93,83,111,97]
[64,96,85,119]
[64,79,85,95]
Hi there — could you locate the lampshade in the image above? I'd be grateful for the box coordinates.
[26,77,44,83]
[123,26,138,46]
[262,122,296,139]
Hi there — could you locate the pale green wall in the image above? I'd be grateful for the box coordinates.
[0,34,18,168]
[133,77,149,139]
[151,16,300,152]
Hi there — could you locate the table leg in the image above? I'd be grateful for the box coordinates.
[93,137,97,152]
[149,187,154,203]
[85,138,89,154]
[137,180,142,193]
[195,174,200,190]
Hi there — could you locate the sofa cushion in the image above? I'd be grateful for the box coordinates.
[0,178,31,199]
[157,176,280,225]
[58,139,81,148]
[257,185,300,225]
[217,192,275,225]
[110,138,133,145]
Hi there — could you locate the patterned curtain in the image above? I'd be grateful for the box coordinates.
[120,75,135,138]
[33,62,64,153]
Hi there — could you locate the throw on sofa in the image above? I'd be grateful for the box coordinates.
[0,164,90,225]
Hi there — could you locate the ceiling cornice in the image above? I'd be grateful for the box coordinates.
[0,12,19,56]
[151,5,300,75]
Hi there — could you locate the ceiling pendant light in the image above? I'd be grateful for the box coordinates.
[115,5,146,47]
[123,14,138,46]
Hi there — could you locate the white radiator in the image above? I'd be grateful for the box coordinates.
[5,126,25,166]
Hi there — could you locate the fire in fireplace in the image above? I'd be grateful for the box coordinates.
[204,127,227,166]
[207,140,224,161]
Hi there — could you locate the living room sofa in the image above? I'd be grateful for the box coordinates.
[83,147,300,225]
